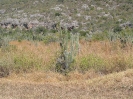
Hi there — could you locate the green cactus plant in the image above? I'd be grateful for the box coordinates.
[55,24,79,74]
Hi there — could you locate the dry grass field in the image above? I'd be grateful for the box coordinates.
[7,40,133,73]
[0,40,133,99]
[0,69,133,99]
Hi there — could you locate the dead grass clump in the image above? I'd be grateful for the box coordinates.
[66,70,100,81]
[6,70,101,83]
[7,71,66,83]
[0,66,9,78]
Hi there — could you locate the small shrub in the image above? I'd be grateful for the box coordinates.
[0,66,9,78]
[113,26,122,33]
[50,29,58,33]
[108,55,133,73]
[92,32,108,41]
[79,54,105,72]
[43,35,57,44]
[55,12,61,16]
[35,27,47,35]
[112,57,127,71]
[0,37,10,48]
[79,31,89,36]
[13,53,42,73]
[1,45,16,52]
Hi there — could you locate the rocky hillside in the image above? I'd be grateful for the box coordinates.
[0,0,133,32]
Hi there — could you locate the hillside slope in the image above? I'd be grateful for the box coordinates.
[0,0,133,32]
[0,69,133,99]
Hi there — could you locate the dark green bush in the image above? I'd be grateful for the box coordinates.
[113,26,122,32]
[35,27,48,35]
[92,32,108,41]
[55,12,61,16]
[57,0,64,3]
[79,31,89,36]
[43,35,57,44]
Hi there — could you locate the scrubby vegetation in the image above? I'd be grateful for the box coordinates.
[0,27,133,77]
[0,0,133,32]
[0,0,133,98]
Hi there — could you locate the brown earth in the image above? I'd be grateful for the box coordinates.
[0,69,133,99]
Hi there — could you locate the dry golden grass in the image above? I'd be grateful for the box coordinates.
[10,40,59,69]
[0,40,132,74]
[78,40,133,59]
[0,40,133,98]
[9,40,133,63]
[0,69,133,99]
[4,39,133,80]
[5,69,99,84]
[76,40,133,73]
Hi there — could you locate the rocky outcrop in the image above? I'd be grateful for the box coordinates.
[0,9,6,14]
[0,18,38,30]
[0,18,79,31]
[120,22,133,29]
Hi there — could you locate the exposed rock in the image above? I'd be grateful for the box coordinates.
[28,20,40,29]
[82,4,89,10]
[76,13,81,17]
[0,0,132,32]
[120,22,133,29]
[30,14,43,18]
[0,9,6,14]
[57,4,65,7]
[51,6,62,11]
[33,1,39,5]
[103,13,110,17]
[12,19,20,25]
[41,0,45,3]
[118,19,123,22]
[68,16,72,20]
[91,5,96,8]
[51,23,57,30]
[72,20,79,28]
[67,25,75,31]
[20,18,29,24]
[85,16,91,20]
[12,24,18,29]
[4,18,13,23]
[17,10,24,13]
[97,7,103,10]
